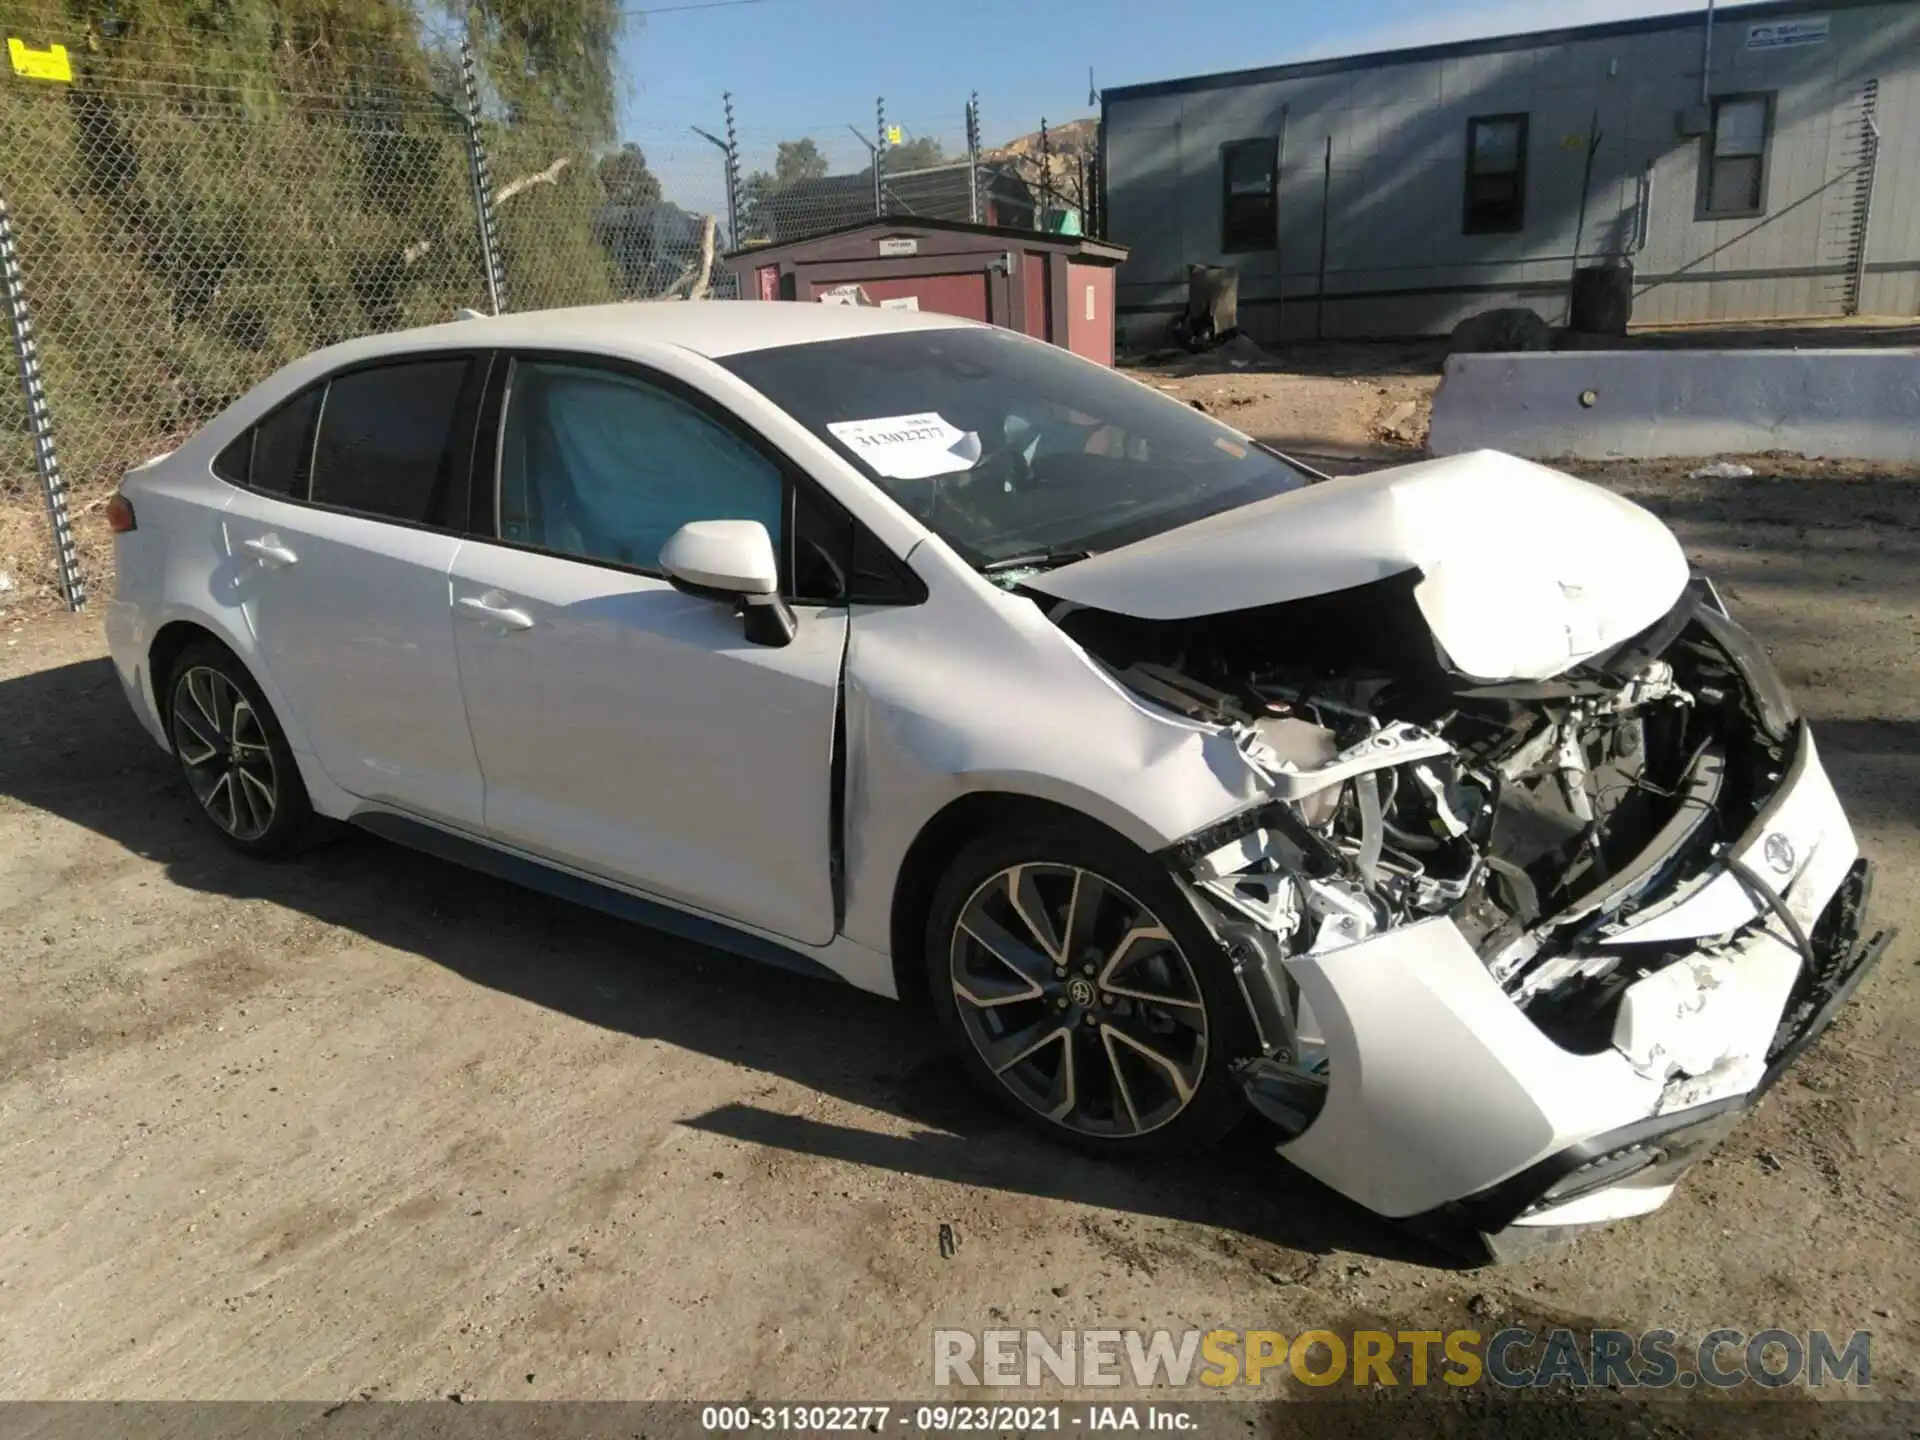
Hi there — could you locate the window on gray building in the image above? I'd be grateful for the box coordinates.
[1700,94,1772,218]
[1220,137,1278,253]
[1463,114,1528,234]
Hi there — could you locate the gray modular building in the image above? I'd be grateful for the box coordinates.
[1099,0,1920,344]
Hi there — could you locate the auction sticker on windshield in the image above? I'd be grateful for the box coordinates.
[827,412,983,480]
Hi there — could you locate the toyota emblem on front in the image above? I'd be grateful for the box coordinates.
[1763,832,1796,875]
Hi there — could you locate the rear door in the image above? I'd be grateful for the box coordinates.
[222,353,489,829]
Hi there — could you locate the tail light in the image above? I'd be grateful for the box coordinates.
[106,494,136,533]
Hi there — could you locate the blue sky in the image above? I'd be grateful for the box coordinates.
[617,0,1721,211]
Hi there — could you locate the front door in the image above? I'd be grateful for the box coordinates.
[448,356,845,945]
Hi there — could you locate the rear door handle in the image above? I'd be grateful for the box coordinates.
[241,535,299,567]
[455,593,535,631]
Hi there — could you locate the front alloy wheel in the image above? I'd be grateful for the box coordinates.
[171,664,279,840]
[949,862,1210,1140]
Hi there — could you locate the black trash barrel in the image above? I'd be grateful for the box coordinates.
[1570,261,1634,336]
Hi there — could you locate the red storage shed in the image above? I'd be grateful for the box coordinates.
[723,217,1129,366]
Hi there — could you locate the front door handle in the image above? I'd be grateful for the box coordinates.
[241,535,299,568]
[455,592,535,631]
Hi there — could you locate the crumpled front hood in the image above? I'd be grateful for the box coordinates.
[1026,449,1691,682]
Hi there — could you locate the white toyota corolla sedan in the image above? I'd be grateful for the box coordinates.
[104,302,1885,1259]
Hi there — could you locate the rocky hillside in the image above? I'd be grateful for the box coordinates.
[985,118,1098,208]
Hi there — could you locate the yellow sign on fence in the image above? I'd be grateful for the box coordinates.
[8,38,73,83]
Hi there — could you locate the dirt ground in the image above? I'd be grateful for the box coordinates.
[1135,341,1444,468]
[1,368,1917,1409]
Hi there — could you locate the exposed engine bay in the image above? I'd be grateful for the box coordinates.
[1042,570,1804,1137]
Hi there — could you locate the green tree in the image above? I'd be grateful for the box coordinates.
[598,142,662,206]
[738,136,830,243]
[741,137,829,201]
[769,137,828,189]
[882,135,944,171]
[447,0,624,136]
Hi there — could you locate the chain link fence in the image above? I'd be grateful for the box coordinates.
[0,72,487,532]
[484,117,736,312]
[0,29,731,610]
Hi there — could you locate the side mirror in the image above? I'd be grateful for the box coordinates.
[659,519,795,648]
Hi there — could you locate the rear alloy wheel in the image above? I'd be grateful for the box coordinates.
[927,821,1249,1155]
[166,642,313,856]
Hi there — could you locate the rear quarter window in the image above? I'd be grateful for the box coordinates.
[248,388,323,498]
[212,430,253,486]
[209,386,321,498]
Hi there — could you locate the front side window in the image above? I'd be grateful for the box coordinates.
[1220,137,1278,253]
[497,359,783,572]
[1463,114,1528,234]
[720,327,1308,571]
[310,359,470,523]
[1701,94,1771,217]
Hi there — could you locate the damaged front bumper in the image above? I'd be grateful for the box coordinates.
[1418,855,1886,1263]
[1173,720,1890,1258]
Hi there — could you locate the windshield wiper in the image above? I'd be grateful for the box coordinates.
[979,547,1095,574]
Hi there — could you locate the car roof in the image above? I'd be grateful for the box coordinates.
[307,300,978,372]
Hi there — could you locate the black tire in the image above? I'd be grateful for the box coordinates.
[164,639,315,858]
[925,815,1253,1156]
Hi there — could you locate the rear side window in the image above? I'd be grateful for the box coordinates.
[310,359,471,524]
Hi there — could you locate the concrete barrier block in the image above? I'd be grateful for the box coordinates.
[1428,348,1920,461]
